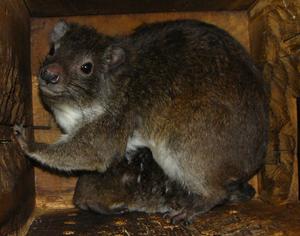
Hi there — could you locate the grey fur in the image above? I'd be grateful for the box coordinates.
[14,20,268,222]
[50,20,70,43]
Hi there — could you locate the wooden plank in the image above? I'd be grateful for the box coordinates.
[27,201,300,235]
[0,1,35,234]
[25,0,256,17]
[31,12,251,209]
[0,0,32,126]
[0,140,35,235]
[249,0,300,203]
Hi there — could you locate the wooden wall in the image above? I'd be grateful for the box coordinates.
[249,0,300,203]
[31,11,250,209]
[0,0,35,235]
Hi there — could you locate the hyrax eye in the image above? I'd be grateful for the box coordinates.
[48,44,55,56]
[81,62,93,74]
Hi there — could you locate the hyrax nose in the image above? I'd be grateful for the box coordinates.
[40,64,62,84]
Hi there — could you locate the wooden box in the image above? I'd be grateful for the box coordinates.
[0,0,299,235]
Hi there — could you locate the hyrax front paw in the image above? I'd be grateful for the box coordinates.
[163,191,209,225]
[12,124,29,152]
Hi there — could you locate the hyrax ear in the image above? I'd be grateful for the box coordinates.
[103,46,126,72]
[50,20,70,43]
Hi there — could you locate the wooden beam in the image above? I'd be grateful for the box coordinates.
[25,0,256,17]
[249,0,300,203]
[0,0,35,235]
[26,202,300,235]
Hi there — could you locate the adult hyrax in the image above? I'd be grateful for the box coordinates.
[14,19,268,222]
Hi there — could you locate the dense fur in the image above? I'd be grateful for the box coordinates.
[14,19,268,222]
[73,148,175,215]
[73,148,255,220]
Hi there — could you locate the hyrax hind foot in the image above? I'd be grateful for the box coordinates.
[165,183,256,224]
[228,182,256,204]
[164,187,229,224]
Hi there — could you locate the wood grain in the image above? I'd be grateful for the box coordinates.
[0,0,35,234]
[249,0,300,203]
[27,201,300,236]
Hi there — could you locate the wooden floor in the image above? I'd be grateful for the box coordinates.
[27,200,300,236]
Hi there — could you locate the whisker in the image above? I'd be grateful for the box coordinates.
[68,81,93,95]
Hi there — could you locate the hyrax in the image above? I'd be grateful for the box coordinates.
[14,19,268,222]
[73,148,177,215]
[74,147,255,222]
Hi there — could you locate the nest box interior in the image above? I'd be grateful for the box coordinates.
[0,0,299,235]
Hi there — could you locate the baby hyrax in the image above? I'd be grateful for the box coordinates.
[14,19,268,222]
[73,148,176,215]
[74,148,255,222]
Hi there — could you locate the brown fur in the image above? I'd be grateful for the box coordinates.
[73,148,255,221]
[14,19,268,222]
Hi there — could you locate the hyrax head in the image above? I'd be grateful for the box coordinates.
[39,21,126,107]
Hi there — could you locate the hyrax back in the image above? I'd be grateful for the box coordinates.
[126,20,267,212]
[15,20,268,222]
